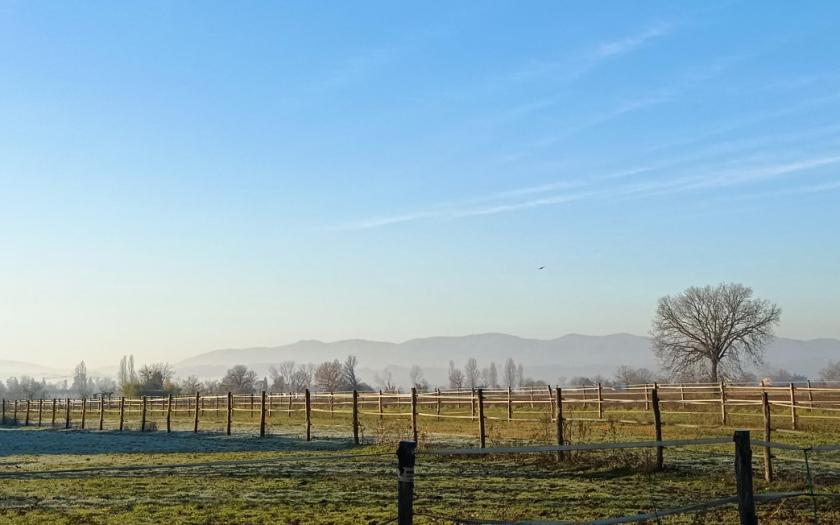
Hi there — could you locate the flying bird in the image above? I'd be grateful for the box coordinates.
[538,266,545,270]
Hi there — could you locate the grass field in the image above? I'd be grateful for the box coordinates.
[1,407,839,524]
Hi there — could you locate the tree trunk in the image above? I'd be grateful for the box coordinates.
[710,360,719,383]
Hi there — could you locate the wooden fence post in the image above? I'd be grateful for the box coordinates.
[679,383,686,409]
[259,390,267,438]
[507,387,512,421]
[597,382,604,419]
[807,380,814,404]
[397,440,416,525]
[410,387,418,443]
[226,392,233,435]
[80,398,87,429]
[734,430,758,525]
[762,391,772,482]
[38,399,43,426]
[547,385,554,420]
[98,396,104,430]
[651,387,663,471]
[266,392,271,419]
[65,398,71,429]
[329,392,334,418]
[288,392,293,417]
[250,393,255,418]
[304,389,312,441]
[25,400,30,426]
[193,392,200,433]
[470,388,476,420]
[119,397,125,431]
[644,384,650,411]
[435,389,441,420]
[555,386,565,461]
[13,400,17,425]
[51,398,56,426]
[141,396,147,432]
[720,381,728,426]
[378,390,384,420]
[352,390,360,445]
[788,383,798,430]
[1,398,5,425]
[477,388,486,449]
[166,394,173,433]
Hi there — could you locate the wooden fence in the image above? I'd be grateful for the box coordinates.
[2,382,840,450]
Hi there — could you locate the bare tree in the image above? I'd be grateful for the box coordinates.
[290,364,313,392]
[448,361,464,390]
[503,358,517,388]
[72,361,90,398]
[409,365,424,388]
[614,365,656,386]
[652,283,781,382]
[375,369,396,392]
[464,358,480,389]
[221,365,258,394]
[315,360,343,392]
[342,355,361,390]
[819,361,840,382]
[488,362,499,388]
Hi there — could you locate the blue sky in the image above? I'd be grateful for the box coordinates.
[2,1,840,367]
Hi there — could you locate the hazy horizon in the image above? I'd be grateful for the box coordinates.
[3,3,840,368]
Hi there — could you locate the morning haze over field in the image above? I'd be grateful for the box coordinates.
[4,3,840,524]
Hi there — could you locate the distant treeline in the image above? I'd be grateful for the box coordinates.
[3,354,839,401]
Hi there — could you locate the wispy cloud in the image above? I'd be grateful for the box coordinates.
[333,152,840,231]
[596,24,671,58]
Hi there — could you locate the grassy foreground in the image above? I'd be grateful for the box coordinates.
[1,410,839,524]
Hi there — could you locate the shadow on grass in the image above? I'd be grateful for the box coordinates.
[0,427,357,457]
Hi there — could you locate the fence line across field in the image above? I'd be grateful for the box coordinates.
[3,382,840,448]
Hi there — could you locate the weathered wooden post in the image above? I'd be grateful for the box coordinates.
[788,383,798,430]
[304,389,312,441]
[1,398,5,425]
[397,440,416,525]
[679,383,686,410]
[477,388,486,449]
[555,386,565,461]
[250,393,255,418]
[141,396,148,432]
[98,396,104,430]
[38,399,43,426]
[352,390,360,445]
[287,392,293,417]
[64,398,71,429]
[547,384,554,420]
[378,390,384,420]
[266,391,271,419]
[507,387,513,421]
[410,387,418,443]
[13,400,18,425]
[762,391,773,482]
[435,389,441,420]
[259,390,267,437]
[118,396,125,431]
[51,398,57,426]
[644,384,650,410]
[166,394,173,432]
[807,379,814,404]
[734,430,758,525]
[80,398,87,429]
[226,392,233,436]
[651,387,663,470]
[720,381,728,426]
[470,388,476,420]
[597,382,604,419]
[25,399,30,426]
[193,392,200,433]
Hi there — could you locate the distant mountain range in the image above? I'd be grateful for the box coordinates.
[3,334,837,388]
[173,333,839,387]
